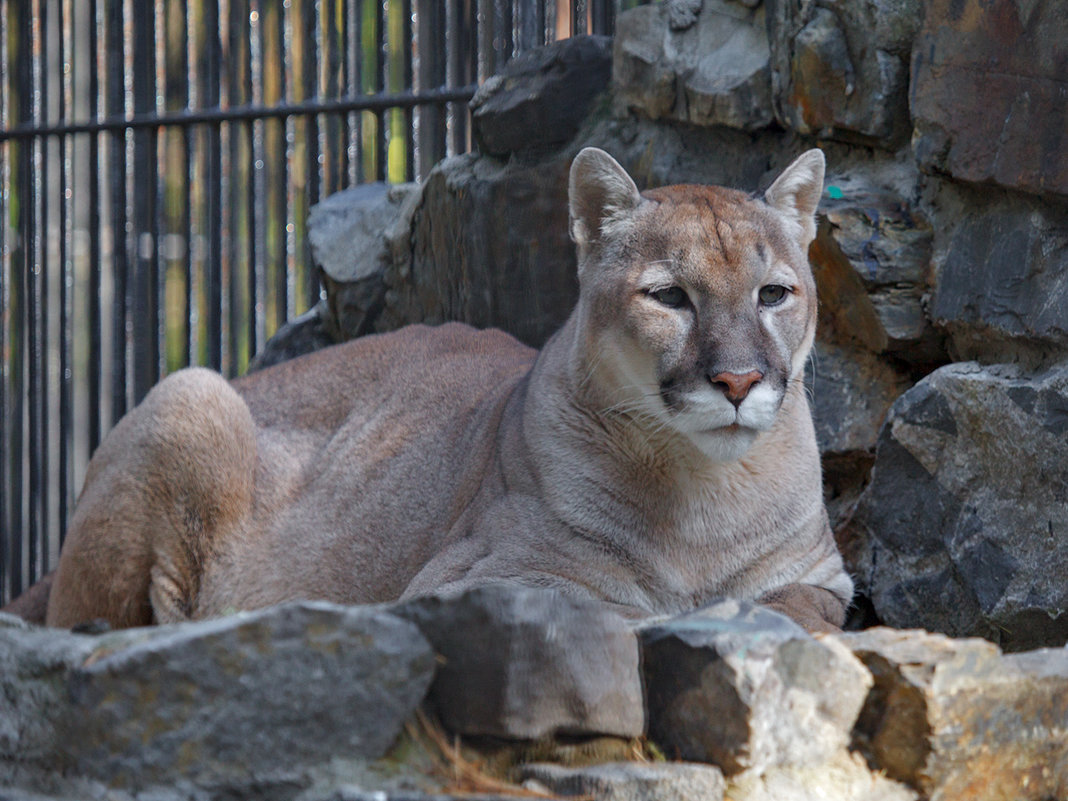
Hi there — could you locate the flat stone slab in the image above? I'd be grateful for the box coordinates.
[394,585,644,740]
[520,761,727,801]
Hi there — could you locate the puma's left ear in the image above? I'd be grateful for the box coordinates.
[569,147,642,250]
[764,149,825,246]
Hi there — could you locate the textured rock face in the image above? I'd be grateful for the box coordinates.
[471,35,613,157]
[766,0,922,146]
[841,627,1068,801]
[805,342,911,456]
[309,181,420,342]
[910,0,1068,197]
[851,362,1068,650]
[383,152,577,347]
[520,761,728,801]
[1,603,436,792]
[927,185,1068,359]
[395,585,644,740]
[813,183,937,361]
[638,600,871,776]
[613,0,773,131]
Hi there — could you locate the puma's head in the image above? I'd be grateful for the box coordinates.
[568,147,824,462]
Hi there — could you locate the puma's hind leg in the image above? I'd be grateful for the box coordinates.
[46,368,257,629]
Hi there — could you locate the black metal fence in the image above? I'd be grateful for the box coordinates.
[0,0,622,605]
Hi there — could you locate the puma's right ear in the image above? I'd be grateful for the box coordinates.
[764,149,825,247]
[569,148,642,249]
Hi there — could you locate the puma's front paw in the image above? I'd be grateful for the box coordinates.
[758,583,847,634]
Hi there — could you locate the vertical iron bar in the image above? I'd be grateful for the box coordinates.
[477,0,493,80]
[1,0,9,598]
[590,0,613,36]
[162,0,190,373]
[59,0,74,547]
[204,0,222,372]
[293,0,319,313]
[29,0,48,586]
[416,0,446,176]
[105,0,128,424]
[228,0,255,370]
[374,0,386,179]
[353,0,369,181]
[446,0,475,156]
[190,0,223,371]
[402,0,414,181]
[320,0,342,195]
[87,0,102,454]
[131,0,159,401]
[572,0,588,35]
[7,0,30,597]
[261,0,288,336]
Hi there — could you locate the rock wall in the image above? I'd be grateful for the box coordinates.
[5,590,1067,801]
[286,0,1068,652]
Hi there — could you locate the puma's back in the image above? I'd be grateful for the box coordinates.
[44,148,851,632]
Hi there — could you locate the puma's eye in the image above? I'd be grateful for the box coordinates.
[650,286,687,309]
[758,284,790,307]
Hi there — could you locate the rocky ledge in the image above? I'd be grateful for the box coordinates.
[2,586,1065,801]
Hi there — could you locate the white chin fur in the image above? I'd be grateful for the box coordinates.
[684,426,760,462]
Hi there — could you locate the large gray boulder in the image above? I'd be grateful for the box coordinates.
[310,181,421,342]
[382,152,578,347]
[1,603,436,794]
[471,35,613,157]
[850,362,1068,650]
[394,585,644,740]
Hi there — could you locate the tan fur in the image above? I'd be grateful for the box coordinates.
[45,149,852,631]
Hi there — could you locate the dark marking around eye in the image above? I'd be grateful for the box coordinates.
[651,286,687,309]
[756,241,767,265]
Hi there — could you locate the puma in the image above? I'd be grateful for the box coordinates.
[40,148,852,632]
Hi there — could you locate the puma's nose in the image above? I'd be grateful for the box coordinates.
[710,370,763,406]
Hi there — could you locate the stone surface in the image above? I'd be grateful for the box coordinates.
[309,181,420,342]
[806,342,911,457]
[910,0,1068,197]
[725,750,917,801]
[840,627,1068,801]
[471,36,612,157]
[638,600,871,776]
[247,301,337,372]
[520,761,727,801]
[0,626,97,766]
[766,0,922,146]
[850,362,1068,650]
[1,603,436,793]
[613,0,774,131]
[393,586,644,740]
[926,184,1068,360]
[383,152,577,347]
[813,181,940,362]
